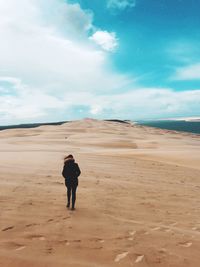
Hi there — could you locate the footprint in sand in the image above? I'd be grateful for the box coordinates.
[89,238,105,243]
[129,230,136,236]
[46,247,53,254]
[47,219,54,223]
[135,255,145,263]
[72,239,81,243]
[16,246,26,251]
[114,251,129,262]
[179,242,192,248]
[28,234,46,241]
[3,242,26,251]
[2,226,14,232]
[63,216,71,220]
[25,223,38,228]
[158,248,167,254]
[128,230,136,241]
[192,227,200,231]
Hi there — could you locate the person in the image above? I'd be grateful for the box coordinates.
[62,155,81,210]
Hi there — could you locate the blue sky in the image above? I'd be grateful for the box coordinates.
[0,0,200,124]
[75,0,200,90]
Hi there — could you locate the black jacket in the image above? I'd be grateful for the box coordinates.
[62,159,81,186]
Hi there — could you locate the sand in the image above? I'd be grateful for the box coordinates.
[0,119,200,267]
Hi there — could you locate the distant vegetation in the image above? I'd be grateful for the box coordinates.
[0,121,67,131]
[104,119,130,124]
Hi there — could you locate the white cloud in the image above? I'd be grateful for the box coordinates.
[0,0,131,124]
[0,77,66,123]
[38,1,94,39]
[107,0,136,10]
[0,0,124,93]
[89,30,118,52]
[173,63,200,80]
[83,88,200,120]
[1,78,199,124]
[167,41,200,64]
[167,41,200,80]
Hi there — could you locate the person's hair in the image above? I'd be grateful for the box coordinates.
[64,154,74,160]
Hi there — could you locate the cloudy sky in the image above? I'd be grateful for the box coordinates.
[0,0,200,124]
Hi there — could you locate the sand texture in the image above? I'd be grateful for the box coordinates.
[0,119,200,267]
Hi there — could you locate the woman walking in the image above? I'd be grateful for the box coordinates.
[62,155,81,210]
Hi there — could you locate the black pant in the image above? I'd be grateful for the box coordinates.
[67,184,77,208]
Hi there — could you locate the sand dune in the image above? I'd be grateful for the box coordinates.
[0,119,200,266]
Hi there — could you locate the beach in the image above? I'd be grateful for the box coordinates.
[0,119,200,267]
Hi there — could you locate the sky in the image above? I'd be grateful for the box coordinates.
[0,0,200,124]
